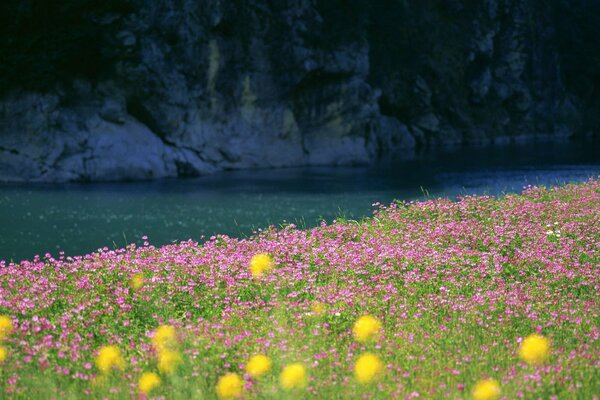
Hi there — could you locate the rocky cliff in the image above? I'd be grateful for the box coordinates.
[0,0,597,182]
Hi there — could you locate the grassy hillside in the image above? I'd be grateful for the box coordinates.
[0,179,599,399]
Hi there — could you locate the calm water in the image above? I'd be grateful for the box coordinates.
[1,141,599,262]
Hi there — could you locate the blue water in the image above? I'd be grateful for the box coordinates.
[1,141,599,262]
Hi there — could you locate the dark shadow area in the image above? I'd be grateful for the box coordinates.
[0,0,132,94]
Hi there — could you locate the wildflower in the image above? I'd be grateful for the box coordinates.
[216,372,243,399]
[352,315,382,343]
[246,354,272,378]
[249,253,273,278]
[95,345,125,374]
[518,334,550,365]
[138,372,161,394]
[311,301,326,315]
[354,352,384,384]
[472,378,501,400]
[0,345,6,363]
[152,325,177,352]
[157,350,182,375]
[130,273,144,290]
[0,315,13,340]
[280,363,307,390]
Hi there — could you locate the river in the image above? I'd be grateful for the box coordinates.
[1,140,599,262]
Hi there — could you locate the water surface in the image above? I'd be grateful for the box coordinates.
[1,141,599,262]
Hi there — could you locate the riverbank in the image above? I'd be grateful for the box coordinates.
[0,179,598,398]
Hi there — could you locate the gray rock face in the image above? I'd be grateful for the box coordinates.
[0,0,595,182]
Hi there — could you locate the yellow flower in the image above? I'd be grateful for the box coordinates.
[0,315,14,340]
[311,301,326,315]
[157,350,182,375]
[95,345,125,374]
[216,372,243,399]
[249,253,273,278]
[352,315,382,343]
[279,363,307,390]
[0,345,7,363]
[152,325,177,352]
[130,273,144,290]
[354,352,384,384]
[246,354,272,378]
[518,334,550,365]
[138,372,161,394]
[472,378,501,400]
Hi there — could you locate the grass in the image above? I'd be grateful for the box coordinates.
[0,179,599,399]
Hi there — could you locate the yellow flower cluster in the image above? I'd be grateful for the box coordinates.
[0,315,13,364]
[311,301,326,315]
[152,325,182,375]
[158,349,182,375]
[279,362,307,390]
[81,270,554,399]
[134,325,183,395]
[354,352,384,384]
[216,372,243,399]
[350,315,386,385]
[130,273,144,290]
[152,325,178,352]
[353,314,382,343]
[518,334,551,365]
[95,345,125,374]
[0,315,13,341]
[249,253,273,278]
[472,379,501,400]
[138,372,161,394]
[215,355,308,398]
[470,333,551,399]
[246,354,272,378]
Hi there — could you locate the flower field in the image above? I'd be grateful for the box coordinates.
[0,179,599,399]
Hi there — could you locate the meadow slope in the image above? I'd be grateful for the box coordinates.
[0,180,599,399]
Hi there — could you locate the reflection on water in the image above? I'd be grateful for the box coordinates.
[1,140,599,262]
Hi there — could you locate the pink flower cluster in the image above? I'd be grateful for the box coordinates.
[0,179,598,398]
